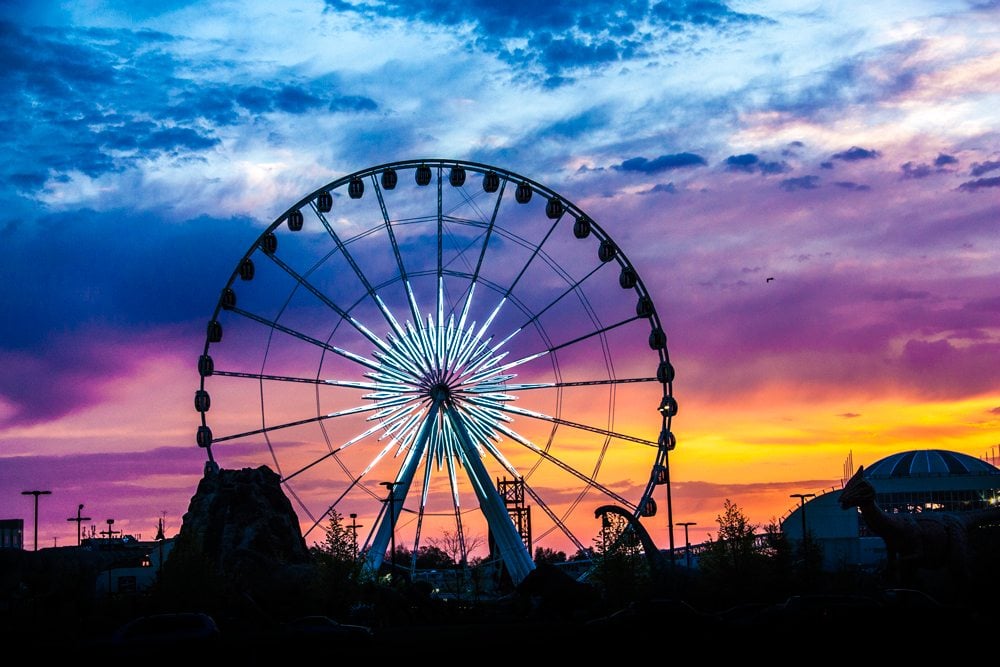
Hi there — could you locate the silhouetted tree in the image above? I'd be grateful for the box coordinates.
[414,544,453,569]
[589,514,651,607]
[534,546,568,564]
[310,510,367,613]
[698,499,771,605]
[427,530,484,566]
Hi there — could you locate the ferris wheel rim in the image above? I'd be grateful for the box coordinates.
[195,158,677,585]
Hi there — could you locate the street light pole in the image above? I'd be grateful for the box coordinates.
[349,513,362,559]
[380,482,398,581]
[21,490,51,551]
[790,493,816,544]
[677,522,697,569]
[67,504,92,547]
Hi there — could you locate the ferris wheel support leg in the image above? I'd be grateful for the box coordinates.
[444,403,535,586]
[362,400,440,579]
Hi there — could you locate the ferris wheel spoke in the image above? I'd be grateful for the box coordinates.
[520,479,590,554]
[492,377,658,391]
[228,305,428,384]
[445,179,508,324]
[261,251,402,354]
[516,263,605,332]
[480,400,656,447]
[370,172,422,325]
[210,394,422,444]
[310,200,409,334]
[548,314,646,354]
[491,421,638,511]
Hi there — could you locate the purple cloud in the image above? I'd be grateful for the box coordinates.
[779,175,819,191]
[617,153,708,173]
[958,176,1000,192]
[831,146,880,161]
[970,160,1000,177]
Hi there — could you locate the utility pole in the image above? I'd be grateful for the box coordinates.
[67,504,92,547]
[790,493,816,544]
[349,513,363,559]
[21,490,51,551]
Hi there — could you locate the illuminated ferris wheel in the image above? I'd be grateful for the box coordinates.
[194,159,677,585]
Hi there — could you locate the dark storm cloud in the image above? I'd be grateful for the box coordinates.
[724,153,789,175]
[616,153,707,173]
[969,160,1000,177]
[958,176,1000,192]
[831,146,880,161]
[323,0,768,80]
[0,208,259,426]
[779,175,819,191]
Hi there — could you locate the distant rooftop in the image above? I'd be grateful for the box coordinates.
[865,449,999,478]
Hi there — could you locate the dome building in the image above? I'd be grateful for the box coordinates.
[780,449,1000,572]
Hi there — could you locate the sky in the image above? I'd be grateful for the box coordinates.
[1,0,998,555]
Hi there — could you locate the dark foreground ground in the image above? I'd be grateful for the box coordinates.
[9,588,997,664]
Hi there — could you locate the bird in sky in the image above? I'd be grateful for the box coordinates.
[766,277,774,283]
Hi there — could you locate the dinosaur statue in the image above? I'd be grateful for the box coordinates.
[839,465,1000,588]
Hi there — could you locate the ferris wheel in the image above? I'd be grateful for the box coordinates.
[194,159,677,585]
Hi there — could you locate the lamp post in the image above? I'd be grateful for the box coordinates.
[380,482,398,581]
[67,504,92,547]
[790,493,816,544]
[104,518,116,597]
[349,513,362,559]
[21,490,51,551]
[677,522,697,569]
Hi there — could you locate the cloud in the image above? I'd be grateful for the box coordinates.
[833,181,870,191]
[838,413,862,418]
[831,146,880,161]
[901,162,933,179]
[934,153,958,168]
[640,182,678,194]
[616,153,707,173]
[724,153,790,175]
[322,0,770,80]
[779,175,819,191]
[958,176,1000,192]
[969,160,1000,177]
[0,19,377,203]
[901,153,958,179]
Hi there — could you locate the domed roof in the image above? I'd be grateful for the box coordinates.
[865,449,999,479]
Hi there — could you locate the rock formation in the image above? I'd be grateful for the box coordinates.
[162,464,318,614]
